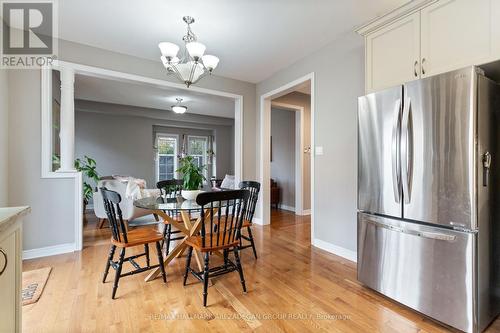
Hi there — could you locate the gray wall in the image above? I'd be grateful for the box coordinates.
[271,108,295,209]
[8,70,76,249]
[74,105,234,188]
[0,70,8,206]
[7,38,257,252]
[273,91,311,210]
[257,32,363,254]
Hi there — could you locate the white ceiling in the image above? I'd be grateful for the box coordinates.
[74,75,236,118]
[59,0,407,83]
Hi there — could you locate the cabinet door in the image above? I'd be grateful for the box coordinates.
[421,0,493,78]
[0,232,17,333]
[366,12,420,93]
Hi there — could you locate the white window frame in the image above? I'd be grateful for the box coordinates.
[187,135,209,180]
[155,133,179,182]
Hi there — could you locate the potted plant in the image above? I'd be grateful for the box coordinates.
[177,156,205,200]
[74,156,100,211]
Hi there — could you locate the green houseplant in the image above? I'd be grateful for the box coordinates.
[74,156,100,208]
[176,156,206,200]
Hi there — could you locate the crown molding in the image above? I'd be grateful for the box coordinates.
[355,0,437,36]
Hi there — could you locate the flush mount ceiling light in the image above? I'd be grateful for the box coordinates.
[171,98,187,114]
[159,16,219,88]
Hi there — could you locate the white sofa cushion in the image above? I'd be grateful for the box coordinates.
[220,174,236,189]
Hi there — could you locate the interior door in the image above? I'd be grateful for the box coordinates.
[402,67,476,229]
[358,86,403,218]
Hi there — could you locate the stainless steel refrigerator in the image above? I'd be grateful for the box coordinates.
[357,66,500,332]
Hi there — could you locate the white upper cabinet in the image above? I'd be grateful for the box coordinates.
[366,12,421,92]
[420,0,493,78]
[359,0,500,93]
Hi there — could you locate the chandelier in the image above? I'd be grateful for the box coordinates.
[158,16,219,88]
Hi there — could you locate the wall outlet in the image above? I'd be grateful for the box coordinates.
[315,146,324,155]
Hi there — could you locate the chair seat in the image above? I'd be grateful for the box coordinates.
[185,233,239,252]
[111,227,163,247]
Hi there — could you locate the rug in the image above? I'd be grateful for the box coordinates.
[22,267,52,306]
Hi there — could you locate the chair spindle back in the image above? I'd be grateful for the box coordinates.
[196,190,250,249]
[157,179,183,198]
[238,181,260,222]
[100,187,128,243]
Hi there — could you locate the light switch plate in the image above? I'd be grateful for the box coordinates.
[315,146,324,155]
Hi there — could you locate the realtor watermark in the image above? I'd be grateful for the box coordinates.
[147,312,352,321]
[1,0,58,68]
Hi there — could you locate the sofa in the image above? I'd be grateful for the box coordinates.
[93,178,158,228]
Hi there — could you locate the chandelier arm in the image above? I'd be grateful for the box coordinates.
[187,61,198,84]
[191,69,210,85]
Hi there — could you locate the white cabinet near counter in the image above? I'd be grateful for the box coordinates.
[366,12,421,92]
[420,0,494,78]
[358,0,500,93]
[0,207,29,333]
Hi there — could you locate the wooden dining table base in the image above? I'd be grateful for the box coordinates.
[144,208,218,282]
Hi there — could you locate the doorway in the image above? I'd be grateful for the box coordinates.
[41,61,244,251]
[258,73,315,239]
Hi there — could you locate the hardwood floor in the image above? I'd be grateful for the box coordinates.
[22,209,500,332]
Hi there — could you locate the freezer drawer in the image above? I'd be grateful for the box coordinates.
[357,213,475,332]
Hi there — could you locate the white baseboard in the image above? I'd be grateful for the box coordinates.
[302,209,311,215]
[23,242,76,260]
[312,238,357,263]
[278,204,295,212]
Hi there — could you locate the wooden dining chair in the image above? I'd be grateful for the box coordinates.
[156,179,186,255]
[100,187,166,299]
[238,181,260,259]
[183,190,250,306]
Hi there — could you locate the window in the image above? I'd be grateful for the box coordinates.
[188,136,208,177]
[156,134,178,181]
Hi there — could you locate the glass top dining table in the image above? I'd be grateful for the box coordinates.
[134,192,230,212]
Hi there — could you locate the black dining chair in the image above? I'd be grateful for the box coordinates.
[100,187,166,299]
[238,181,260,259]
[183,190,250,306]
[156,179,185,255]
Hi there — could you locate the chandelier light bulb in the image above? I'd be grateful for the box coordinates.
[202,55,219,71]
[186,42,206,60]
[158,42,179,59]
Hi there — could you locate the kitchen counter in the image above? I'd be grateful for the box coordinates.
[0,206,30,234]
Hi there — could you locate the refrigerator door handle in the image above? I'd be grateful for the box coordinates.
[391,99,402,203]
[482,151,491,187]
[401,97,413,204]
[365,217,457,241]
[365,218,404,233]
[403,228,457,241]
